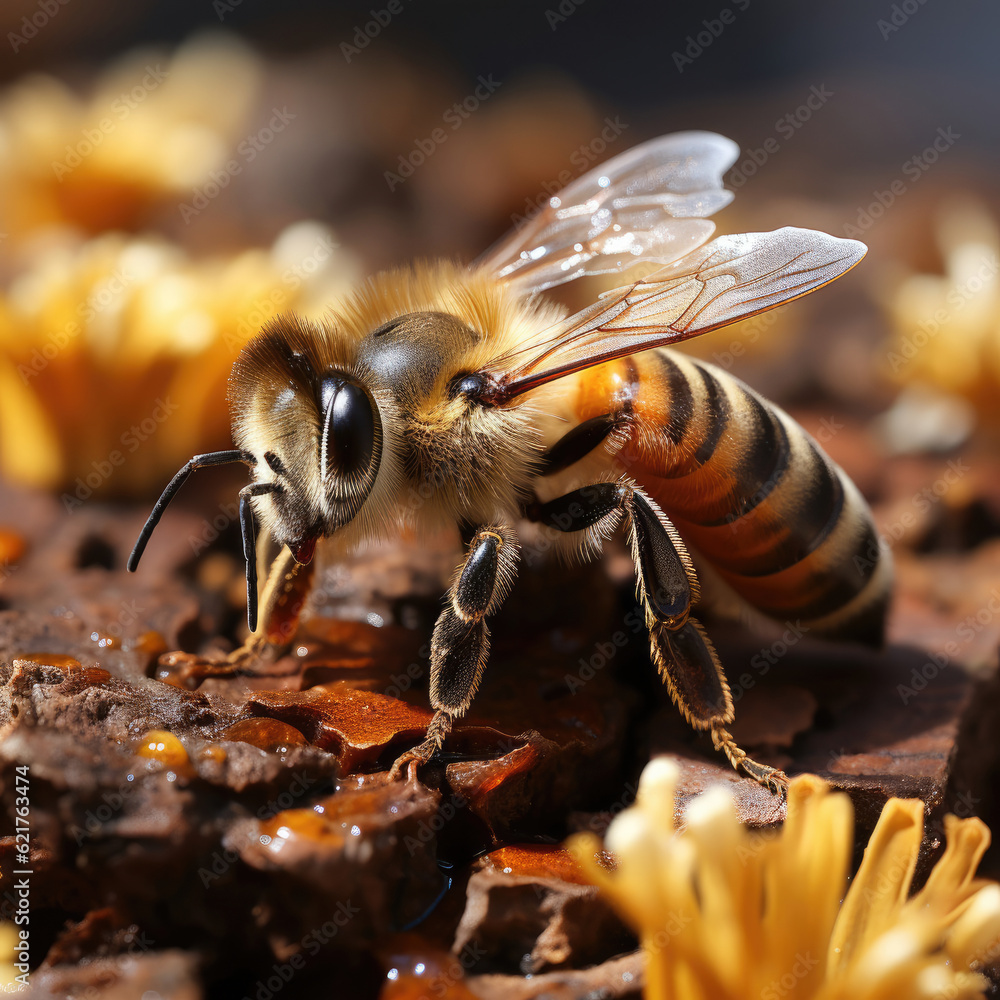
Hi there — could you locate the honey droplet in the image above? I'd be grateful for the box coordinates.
[223,718,308,753]
[78,667,112,684]
[380,938,481,999]
[484,844,590,885]
[259,809,331,847]
[17,653,82,671]
[0,528,26,566]
[197,745,227,765]
[136,730,190,770]
[135,631,167,657]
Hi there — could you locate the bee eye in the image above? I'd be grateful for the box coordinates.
[320,374,377,478]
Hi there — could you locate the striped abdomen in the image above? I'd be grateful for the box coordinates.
[572,350,890,641]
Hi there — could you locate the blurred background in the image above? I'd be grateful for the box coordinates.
[0,0,998,656]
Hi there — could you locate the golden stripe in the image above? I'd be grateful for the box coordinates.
[615,351,886,630]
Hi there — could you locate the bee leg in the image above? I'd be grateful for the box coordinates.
[621,486,788,794]
[650,619,787,795]
[530,480,786,794]
[389,526,518,780]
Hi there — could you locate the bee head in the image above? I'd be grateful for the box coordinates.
[229,318,384,562]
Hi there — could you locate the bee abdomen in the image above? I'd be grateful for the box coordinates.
[622,351,888,641]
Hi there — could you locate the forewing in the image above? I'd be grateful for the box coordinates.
[485,228,867,399]
[479,131,739,293]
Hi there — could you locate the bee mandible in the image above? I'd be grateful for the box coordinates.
[129,131,889,792]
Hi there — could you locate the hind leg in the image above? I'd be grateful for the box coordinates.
[529,479,787,794]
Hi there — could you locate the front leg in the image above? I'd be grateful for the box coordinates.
[530,479,787,795]
[389,526,518,779]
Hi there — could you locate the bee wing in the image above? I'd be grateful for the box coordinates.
[478,131,739,293]
[484,227,867,400]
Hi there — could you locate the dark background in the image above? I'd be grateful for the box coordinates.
[5,0,995,176]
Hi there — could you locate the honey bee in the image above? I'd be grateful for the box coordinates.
[129,131,889,792]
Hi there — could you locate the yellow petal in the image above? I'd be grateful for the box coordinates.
[910,814,991,917]
[682,787,747,989]
[829,798,923,973]
[764,776,852,989]
[636,755,680,834]
[947,882,1000,970]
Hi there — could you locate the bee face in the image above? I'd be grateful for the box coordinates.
[229,318,384,561]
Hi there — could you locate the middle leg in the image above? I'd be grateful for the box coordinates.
[389,524,519,779]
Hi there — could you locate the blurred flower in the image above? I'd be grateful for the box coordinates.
[0,33,261,237]
[0,923,21,987]
[884,199,1000,423]
[569,759,1000,1000]
[0,221,358,497]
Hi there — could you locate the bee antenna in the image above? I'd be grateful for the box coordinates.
[127,450,253,572]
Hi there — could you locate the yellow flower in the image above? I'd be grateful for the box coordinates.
[0,222,358,495]
[0,923,21,987]
[0,34,262,237]
[884,198,1000,422]
[568,759,1000,1000]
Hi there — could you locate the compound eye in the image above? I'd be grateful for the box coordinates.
[319,375,377,479]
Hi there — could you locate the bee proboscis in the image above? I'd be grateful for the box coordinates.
[129,131,889,792]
